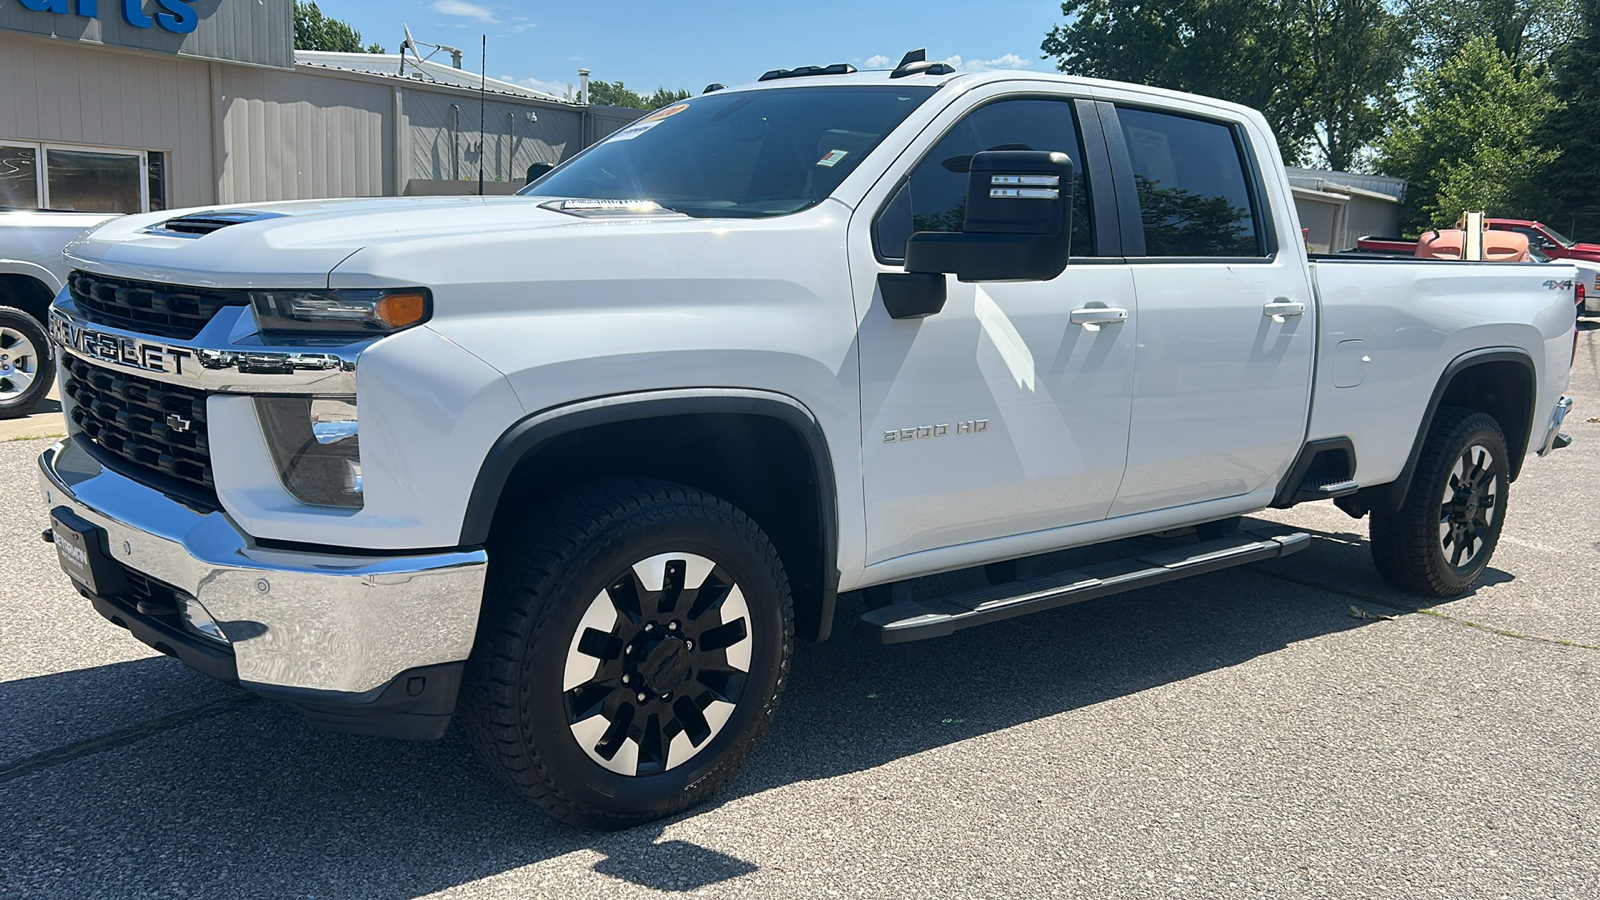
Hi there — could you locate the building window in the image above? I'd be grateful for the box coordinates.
[0,142,167,214]
[0,146,40,210]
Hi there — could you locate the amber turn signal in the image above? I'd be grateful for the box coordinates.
[376,292,428,329]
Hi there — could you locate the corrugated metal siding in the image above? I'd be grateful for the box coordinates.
[588,105,648,141]
[0,0,293,69]
[404,88,584,185]
[0,35,215,208]
[216,67,392,203]
[1341,197,1403,249]
[4,35,654,208]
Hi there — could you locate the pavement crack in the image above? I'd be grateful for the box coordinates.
[0,693,260,785]
[1259,568,1600,652]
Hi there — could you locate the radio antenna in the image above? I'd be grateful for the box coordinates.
[479,34,487,196]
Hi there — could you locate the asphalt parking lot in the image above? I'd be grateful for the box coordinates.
[2,319,1597,899]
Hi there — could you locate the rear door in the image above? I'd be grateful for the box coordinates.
[1095,99,1316,516]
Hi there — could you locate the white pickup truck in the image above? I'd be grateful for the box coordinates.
[37,59,1576,828]
[0,210,117,417]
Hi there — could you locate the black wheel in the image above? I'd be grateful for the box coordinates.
[1370,408,1509,597]
[0,306,53,420]
[460,478,794,829]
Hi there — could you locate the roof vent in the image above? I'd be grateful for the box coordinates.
[147,210,287,238]
[890,48,956,79]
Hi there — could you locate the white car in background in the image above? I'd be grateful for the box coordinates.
[0,209,118,417]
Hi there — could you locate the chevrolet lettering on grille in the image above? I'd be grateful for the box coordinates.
[50,317,193,376]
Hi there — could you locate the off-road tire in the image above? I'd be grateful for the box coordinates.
[460,478,794,829]
[0,306,53,420]
[1370,407,1509,597]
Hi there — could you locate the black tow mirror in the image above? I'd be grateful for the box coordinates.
[879,150,1074,319]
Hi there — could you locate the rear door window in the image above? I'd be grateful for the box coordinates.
[1116,108,1266,258]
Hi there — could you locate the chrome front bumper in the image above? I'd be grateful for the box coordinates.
[39,437,487,697]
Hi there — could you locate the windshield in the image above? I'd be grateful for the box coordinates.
[520,85,938,218]
[1539,224,1575,247]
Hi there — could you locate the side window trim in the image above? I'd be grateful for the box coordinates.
[1092,102,1147,257]
[1232,123,1279,257]
[1074,98,1123,258]
[869,92,1113,265]
[1101,102,1277,263]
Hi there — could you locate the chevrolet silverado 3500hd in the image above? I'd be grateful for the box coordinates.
[38,61,1576,827]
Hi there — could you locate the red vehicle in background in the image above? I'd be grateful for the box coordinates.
[1486,219,1600,263]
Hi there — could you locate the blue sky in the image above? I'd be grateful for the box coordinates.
[313,1,1067,99]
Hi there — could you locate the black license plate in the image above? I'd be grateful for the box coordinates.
[50,507,127,596]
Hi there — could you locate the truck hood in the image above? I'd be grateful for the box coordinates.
[1567,242,1600,259]
[63,196,590,289]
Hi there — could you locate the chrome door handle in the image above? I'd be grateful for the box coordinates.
[1263,299,1305,319]
[1069,307,1129,326]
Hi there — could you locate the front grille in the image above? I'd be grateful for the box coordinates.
[68,270,250,340]
[61,356,215,501]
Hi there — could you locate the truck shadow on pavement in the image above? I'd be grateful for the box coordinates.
[0,519,1506,898]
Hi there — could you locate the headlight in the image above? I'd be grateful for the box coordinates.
[256,396,363,508]
[250,288,430,340]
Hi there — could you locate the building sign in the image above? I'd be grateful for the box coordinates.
[13,1,199,34]
[1,0,292,68]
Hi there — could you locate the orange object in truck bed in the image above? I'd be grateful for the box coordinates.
[1414,228,1531,262]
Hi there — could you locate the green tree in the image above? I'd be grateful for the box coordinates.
[587,80,645,108]
[1041,0,1411,169]
[1531,0,1600,236]
[645,87,693,109]
[1381,37,1561,230]
[1295,0,1413,171]
[294,1,383,54]
[1042,0,1304,148]
[1407,0,1581,67]
[587,80,690,110]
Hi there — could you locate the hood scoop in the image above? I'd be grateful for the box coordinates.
[146,209,288,238]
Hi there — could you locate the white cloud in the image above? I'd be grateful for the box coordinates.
[506,75,573,99]
[864,54,892,69]
[432,1,497,24]
[940,53,1033,72]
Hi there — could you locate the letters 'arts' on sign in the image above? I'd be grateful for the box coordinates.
[13,0,200,35]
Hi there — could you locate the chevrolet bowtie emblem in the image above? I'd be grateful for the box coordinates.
[166,413,193,433]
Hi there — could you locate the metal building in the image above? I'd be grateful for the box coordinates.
[1,0,641,215]
[1287,168,1409,253]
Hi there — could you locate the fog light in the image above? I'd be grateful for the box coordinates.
[178,596,230,645]
[256,397,363,507]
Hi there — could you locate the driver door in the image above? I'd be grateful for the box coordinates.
[850,92,1137,567]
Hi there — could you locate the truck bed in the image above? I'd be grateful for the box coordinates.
[1305,257,1577,489]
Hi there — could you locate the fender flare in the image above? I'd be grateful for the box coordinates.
[459,388,842,640]
[0,260,63,299]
